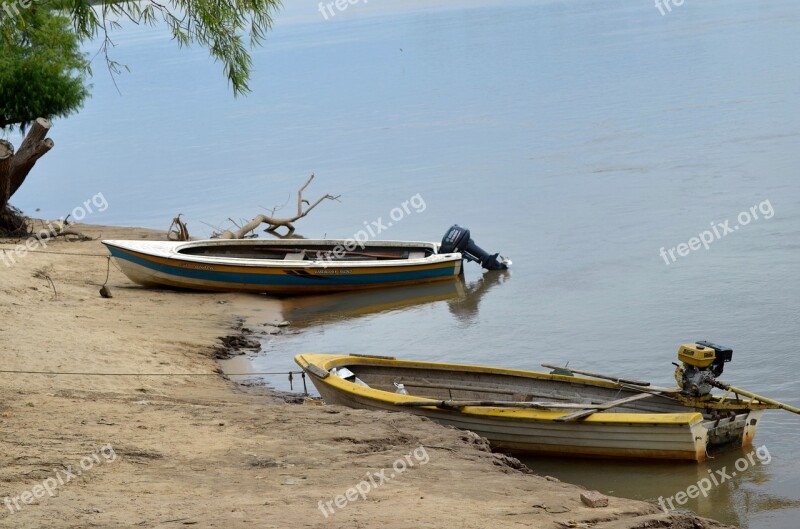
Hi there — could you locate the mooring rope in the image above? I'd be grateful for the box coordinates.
[0,369,310,393]
[1,248,309,392]
[0,369,303,376]
[0,246,109,258]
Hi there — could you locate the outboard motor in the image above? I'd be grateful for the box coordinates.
[674,340,733,396]
[440,225,511,270]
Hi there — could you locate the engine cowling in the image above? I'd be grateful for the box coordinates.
[440,225,510,270]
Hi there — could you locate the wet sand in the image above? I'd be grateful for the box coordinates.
[0,224,733,528]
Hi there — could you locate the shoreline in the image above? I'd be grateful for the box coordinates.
[0,223,734,528]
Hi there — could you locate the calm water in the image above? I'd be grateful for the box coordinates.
[13,1,800,527]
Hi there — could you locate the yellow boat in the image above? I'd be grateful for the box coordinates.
[295,353,766,462]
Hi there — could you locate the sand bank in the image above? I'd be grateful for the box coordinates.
[0,224,733,528]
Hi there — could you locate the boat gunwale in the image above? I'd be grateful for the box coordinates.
[102,239,461,269]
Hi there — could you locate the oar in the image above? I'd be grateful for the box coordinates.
[553,392,656,422]
[397,400,610,410]
[714,380,800,415]
[257,247,409,259]
[541,364,651,387]
[397,393,657,417]
[620,383,682,395]
[310,250,409,260]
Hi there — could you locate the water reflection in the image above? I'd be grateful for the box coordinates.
[281,276,468,327]
[446,270,511,325]
[279,269,511,327]
[224,270,511,391]
[522,445,799,528]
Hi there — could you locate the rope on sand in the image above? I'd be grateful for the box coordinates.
[1,248,310,389]
[0,246,109,258]
[0,369,310,393]
[0,369,302,376]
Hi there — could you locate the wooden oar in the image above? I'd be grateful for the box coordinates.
[620,383,682,394]
[714,381,800,415]
[398,393,656,418]
[311,251,409,260]
[554,392,656,422]
[256,247,410,260]
[398,400,610,410]
[541,364,651,386]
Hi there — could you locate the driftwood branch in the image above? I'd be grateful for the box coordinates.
[167,214,190,241]
[49,229,93,242]
[214,174,340,239]
[33,217,92,242]
[35,228,93,242]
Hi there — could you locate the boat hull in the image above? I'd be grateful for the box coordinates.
[103,240,463,295]
[296,354,764,462]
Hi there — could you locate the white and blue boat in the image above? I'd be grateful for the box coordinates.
[102,225,509,296]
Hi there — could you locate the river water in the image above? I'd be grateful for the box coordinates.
[12,1,800,527]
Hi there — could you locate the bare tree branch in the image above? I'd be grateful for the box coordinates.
[209,174,341,239]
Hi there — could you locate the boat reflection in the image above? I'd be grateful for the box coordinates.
[224,271,511,394]
[446,270,511,325]
[280,270,511,327]
[282,277,467,327]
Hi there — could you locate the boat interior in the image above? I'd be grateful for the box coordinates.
[338,362,753,425]
[178,244,436,262]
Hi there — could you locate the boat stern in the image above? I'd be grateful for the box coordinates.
[741,409,764,447]
[704,409,764,457]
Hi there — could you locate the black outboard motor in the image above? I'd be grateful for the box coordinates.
[440,225,510,270]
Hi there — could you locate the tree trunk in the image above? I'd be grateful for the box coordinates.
[0,140,14,213]
[0,118,54,235]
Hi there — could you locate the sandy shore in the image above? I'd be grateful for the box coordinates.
[0,224,733,528]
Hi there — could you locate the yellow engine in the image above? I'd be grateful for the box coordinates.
[674,341,733,396]
[677,343,717,368]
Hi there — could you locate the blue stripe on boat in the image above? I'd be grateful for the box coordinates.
[108,247,455,286]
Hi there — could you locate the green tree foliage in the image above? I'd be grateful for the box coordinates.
[1,0,283,130]
[0,6,90,130]
[68,0,283,95]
